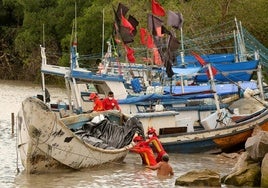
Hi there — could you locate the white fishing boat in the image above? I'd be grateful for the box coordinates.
[33,2,268,158]
[17,97,144,174]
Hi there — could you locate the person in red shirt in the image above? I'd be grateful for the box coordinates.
[130,135,157,166]
[147,127,167,163]
[102,91,121,111]
[89,92,104,111]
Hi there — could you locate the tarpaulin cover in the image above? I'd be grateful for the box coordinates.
[74,116,145,149]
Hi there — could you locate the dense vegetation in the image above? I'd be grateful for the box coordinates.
[0,0,267,83]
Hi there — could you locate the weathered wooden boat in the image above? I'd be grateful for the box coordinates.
[160,118,268,154]
[17,97,144,174]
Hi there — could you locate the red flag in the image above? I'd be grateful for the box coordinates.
[146,34,154,49]
[121,15,134,33]
[191,51,217,78]
[128,15,139,36]
[151,0,165,16]
[206,67,217,79]
[153,48,163,66]
[125,45,136,63]
[191,51,206,66]
[140,28,147,45]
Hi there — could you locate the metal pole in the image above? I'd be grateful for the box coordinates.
[11,113,14,134]
[101,8,105,60]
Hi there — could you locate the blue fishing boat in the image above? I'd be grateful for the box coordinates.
[39,44,268,155]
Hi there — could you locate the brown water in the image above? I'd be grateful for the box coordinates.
[0,80,239,188]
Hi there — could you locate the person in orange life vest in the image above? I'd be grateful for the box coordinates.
[130,135,157,166]
[89,92,104,111]
[146,154,174,177]
[102,91,121,111]
[146,127,167,163]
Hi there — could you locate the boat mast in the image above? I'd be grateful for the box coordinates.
[41,24,47,104]
[207,64,221,114]
[235,17,247,62]
[180,27,185,66]
[101,8,105,60]
[179,13,185,93]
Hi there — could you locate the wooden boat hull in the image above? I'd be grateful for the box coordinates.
[17,97,135,174]
[159,109,268,154]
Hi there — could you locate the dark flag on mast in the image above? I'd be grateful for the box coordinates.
[165,50,175,78]
[116,3,129,18]
[113,3,138,44]
[167,10,183,30]
[164,34,179,78]
[128,15,139,36]
[113,3,138,63]
[147,14,163,37]
[121,14,134,33]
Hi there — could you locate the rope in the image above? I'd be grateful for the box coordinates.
[214,67,268,108]
[215,111,228,128]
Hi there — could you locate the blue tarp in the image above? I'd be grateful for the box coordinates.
[176,53,235,65]
[118,93,189,105]
[118,82,258,105]
[164,81,258,97]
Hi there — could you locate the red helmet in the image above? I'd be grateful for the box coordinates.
[147,127,156,134]
[89,93,97,100]
[133,135,144,142]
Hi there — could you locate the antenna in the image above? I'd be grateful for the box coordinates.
[102,8,105,60]
[42,24,45,47]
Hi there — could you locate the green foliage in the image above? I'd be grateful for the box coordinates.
[0,0,267,81]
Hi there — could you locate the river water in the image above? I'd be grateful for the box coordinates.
[0,80,240,188]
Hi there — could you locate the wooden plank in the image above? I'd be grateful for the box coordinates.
[159,127,187,135]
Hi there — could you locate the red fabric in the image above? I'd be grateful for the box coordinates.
[150,137,167,163]
[89,93,97,100]
[125,45,136,63]
[205,66,218,79]
[140,28,147,45]
[146,34,154,49]
[93,98,104,111]
[131,135,167,165]
[155,26,163,37]
[102,97,120,110]
[191,51,217,78]
[153,48,163,65]
[151,0,165,16]
[191,51,206,66]
[147,136,165,154]
[130,141,157,166]
[121,14,134,33]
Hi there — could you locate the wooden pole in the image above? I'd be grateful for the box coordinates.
[11,113,14,134]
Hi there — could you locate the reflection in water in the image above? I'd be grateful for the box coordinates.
[0,80,239,188]
[13,153,237,188]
